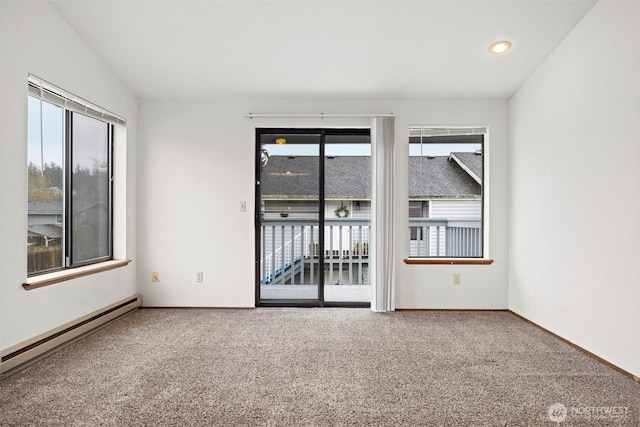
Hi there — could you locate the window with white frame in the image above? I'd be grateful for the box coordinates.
[27,77,124,275]
[408,127,485,258]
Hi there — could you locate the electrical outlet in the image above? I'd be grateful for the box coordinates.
[151,272,159,282]
[196,272,203,282]
[453,273,461,285]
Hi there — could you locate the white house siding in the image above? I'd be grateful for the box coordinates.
[429,199,481,219]
[263,200,318,220]
[325,200,349,219]
[263,200,372,220]
[429,199,481,256]
[350,201,371,219]
[28,214,61,226]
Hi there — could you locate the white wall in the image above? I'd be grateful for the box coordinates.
[509,1,640,377]
[138,99,509,309]
[0,1,138,350]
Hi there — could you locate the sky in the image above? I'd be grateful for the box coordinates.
[28,96,64,169]
[28,96,108,171]
[30,95,480,167]
[266,143,370,156]
[265,142,481,157]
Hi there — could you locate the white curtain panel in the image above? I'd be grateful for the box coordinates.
[370,116,395,312]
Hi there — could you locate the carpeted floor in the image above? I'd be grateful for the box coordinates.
[1,309,639,426]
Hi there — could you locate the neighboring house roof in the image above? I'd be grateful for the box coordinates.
[28,200,63,215]
[74,201,107,215]
[27,200,107,216]
[261,156,319,199]
[27,224,62,239]
[326,156,371,199]
[449,152,482,184]
[408,156,480,198]
[262,156,371,199]
[262,155,480,199]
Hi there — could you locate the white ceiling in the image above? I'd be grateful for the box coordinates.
[49,0,596,100]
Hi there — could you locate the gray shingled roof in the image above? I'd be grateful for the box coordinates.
[408,156,480,198]
[28,200,63,215]
[450,152,482,183]
[261,156,320,199]
[27,224,62,238]
[262,155,480,199]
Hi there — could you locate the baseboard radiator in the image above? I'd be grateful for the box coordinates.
[0,294,141,376]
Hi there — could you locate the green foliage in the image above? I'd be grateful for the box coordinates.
[261,145,269,170]
[43,162,63,189]
[28,160,109,202]
[335,203,350,218]
[28,162,62,201]
[72,161,109,203]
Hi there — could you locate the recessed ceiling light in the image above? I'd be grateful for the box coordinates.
[275,137,286,144]
[489,40,512,54]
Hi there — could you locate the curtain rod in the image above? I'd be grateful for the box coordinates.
[245,113,395,119]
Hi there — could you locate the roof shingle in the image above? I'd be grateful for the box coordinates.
[261,155,480,199]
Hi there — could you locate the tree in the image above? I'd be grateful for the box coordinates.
[43,162,63,189]
[261,144,269,170]
[28,162,62,201]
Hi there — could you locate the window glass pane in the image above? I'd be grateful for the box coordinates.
[70,112,111,264]
[27,81,117,277]
[259,133,321,300]
[27,96,64,274]
[409,133,483,257]
[324,137,371,303]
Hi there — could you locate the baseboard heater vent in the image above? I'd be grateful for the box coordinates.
[0,294,141,375]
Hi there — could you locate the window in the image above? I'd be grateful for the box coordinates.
[27,77,122,275]
[409,201,428,240]
[408,127,485,258]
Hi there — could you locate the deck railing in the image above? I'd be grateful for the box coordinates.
[260,219,370,286]
[409,218,482,257]
[261,218,482,285]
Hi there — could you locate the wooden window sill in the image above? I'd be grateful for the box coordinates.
[404,258,494,265]
[23,260,132,290]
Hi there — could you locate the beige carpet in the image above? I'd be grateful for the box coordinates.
[1,309,639,426]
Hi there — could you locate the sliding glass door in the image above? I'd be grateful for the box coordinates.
[323,133,371,303]
[257,131,321,303]
[255,129,371,307]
